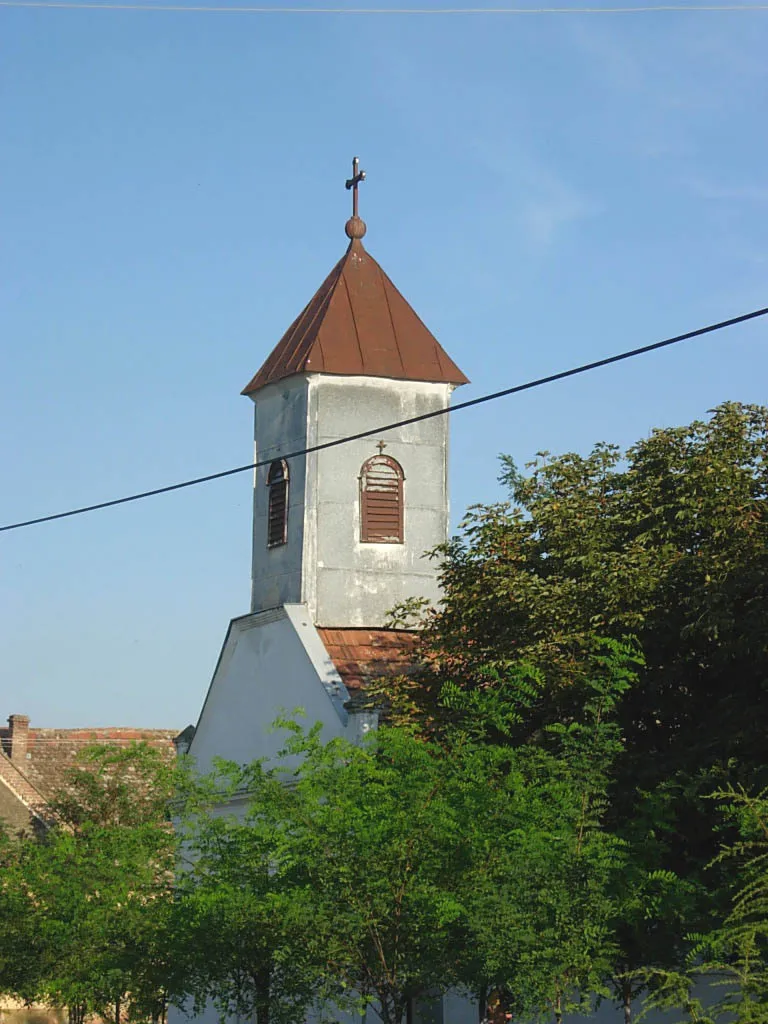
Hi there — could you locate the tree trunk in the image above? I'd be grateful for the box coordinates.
[68,1003,85,1024]
[115,993,121,1024]
[255,965,270,1024]
[153,995,167,1024]
[623,983,632,1024]
[478,985,488,1024]
[376,992,403,1024]
[554,994,562,1024]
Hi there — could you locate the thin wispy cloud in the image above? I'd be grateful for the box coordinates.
[690,179,768,203]
[519,187,601,247]
[467,137,602,249]
[362,32,601,252]
[567,18,646,92]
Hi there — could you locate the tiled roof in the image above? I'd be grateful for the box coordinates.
[0,723,178,802]
[316,627,419,694]
[242,238,469,394]
[0,755,48,824]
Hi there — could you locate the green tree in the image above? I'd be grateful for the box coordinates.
[170,757,324,1024]
[370,401,768,1015]
[21,818,174,1024]
[385,402,767,778]
[446,643,633,1024]
[178,724,472,1024]
[0,743,179,1024]
[179,648,635,1024]
[0,826,53,1005]
[639,787,768,1024]
[697,787,768,1023]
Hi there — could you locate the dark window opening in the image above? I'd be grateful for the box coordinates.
[267,459,289,548]
[360,455,404,544]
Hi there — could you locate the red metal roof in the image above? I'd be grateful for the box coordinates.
[242,239,469,394]
[316,627,419,693]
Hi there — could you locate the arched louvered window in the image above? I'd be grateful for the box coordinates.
[360,455,404,544]
[267,459,289,548]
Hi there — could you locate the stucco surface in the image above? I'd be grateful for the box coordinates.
[247,373,452,627]
[189,605,350,776]
[310,379,450,625]
[250,376,309,612]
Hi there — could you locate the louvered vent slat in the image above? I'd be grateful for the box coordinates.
[267,460,289,548]
[360,454,404,544]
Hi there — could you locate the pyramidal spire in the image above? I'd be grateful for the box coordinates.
[242,158,468,395]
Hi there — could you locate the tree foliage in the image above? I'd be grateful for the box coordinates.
[177,724,473,1024]
[178,642,635,1024]
[379,401,767,778]
[640,787,768,1024]
[0,743,179,1024]
[709,787,768,1020]
[451,648,633,1024]
[371,401,768,1014]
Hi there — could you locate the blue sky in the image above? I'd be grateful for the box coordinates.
[1,2,767,729]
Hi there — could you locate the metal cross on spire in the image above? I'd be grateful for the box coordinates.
[345,156,366,216]
[344,156,367,240]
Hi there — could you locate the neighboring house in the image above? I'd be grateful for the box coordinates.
[0,715,182,1024]
[0,713,179,835]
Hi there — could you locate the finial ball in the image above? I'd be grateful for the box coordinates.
[345,215,367,240]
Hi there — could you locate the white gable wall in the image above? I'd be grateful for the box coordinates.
[189,604,350,775]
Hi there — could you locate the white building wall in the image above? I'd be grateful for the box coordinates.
[189,604,350,776]
[306,374,453,627]
[249,377,309,614]
[248,373,453,627]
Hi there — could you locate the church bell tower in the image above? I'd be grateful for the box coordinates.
[241,160,468,629]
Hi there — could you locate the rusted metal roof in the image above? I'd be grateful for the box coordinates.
[316,627,419,694]
[242,238,469,394]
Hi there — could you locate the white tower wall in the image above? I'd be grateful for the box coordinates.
[307,375,452,627]
[250,375,309,613]
[249,373,453,627]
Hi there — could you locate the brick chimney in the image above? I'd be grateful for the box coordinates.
[8,715,30,763]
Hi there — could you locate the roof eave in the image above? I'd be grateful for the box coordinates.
[243,367,469,397]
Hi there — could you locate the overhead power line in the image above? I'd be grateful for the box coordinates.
[2,2,768,12]
[1,304,766,535]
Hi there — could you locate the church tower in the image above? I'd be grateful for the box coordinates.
[183,161,471,821]
[176,165,477,1024]
[241,160,468,628]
